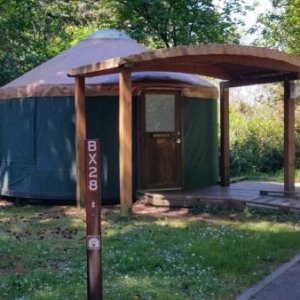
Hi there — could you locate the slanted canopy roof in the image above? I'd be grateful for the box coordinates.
[69,44,300,86]
[0,29,217,99]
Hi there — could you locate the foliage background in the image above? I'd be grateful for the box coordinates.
[229,87,300,177]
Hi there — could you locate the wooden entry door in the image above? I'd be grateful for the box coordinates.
[139,92,182,190]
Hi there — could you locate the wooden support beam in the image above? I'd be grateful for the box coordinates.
[284,80,296,192]
[221,72,299,88]
[220,85,230,187]
[119,68,133,214]
[75,76,87,207]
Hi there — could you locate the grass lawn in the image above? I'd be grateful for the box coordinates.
[0,202,300,299]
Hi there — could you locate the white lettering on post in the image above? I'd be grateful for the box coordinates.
[89,167,97,178]
[89,153,97,165]
[87,140,99,192]
[88,140,96,152]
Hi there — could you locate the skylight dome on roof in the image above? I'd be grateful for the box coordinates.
[84,29,132,40]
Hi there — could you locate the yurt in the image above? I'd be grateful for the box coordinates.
[0,29,218,203]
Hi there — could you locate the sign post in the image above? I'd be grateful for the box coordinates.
[85,139,102,299]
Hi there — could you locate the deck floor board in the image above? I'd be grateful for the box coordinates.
[139,180,300,211]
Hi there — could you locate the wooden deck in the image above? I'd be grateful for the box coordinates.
[138,180,300,211]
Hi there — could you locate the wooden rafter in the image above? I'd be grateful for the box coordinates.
[221,72,300,88]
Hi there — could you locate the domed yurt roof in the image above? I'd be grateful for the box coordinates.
[0,29,217,99]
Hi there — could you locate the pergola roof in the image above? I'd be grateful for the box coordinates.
[68,44,300,85]
[71,42,300,210]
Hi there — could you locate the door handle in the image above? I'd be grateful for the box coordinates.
[175,138,181,144]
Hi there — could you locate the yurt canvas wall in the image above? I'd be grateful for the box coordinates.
[0,29,218,203]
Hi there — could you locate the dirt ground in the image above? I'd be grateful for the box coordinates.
[0,198,213,222]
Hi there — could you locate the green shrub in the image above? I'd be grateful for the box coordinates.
[229,102,285,176]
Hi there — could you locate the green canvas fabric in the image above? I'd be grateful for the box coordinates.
[0,96,218,202]
[183,98,218,189]
[0,97,76,199]
[0,96,122,201]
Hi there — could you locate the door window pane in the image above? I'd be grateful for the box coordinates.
[145,94,175,132]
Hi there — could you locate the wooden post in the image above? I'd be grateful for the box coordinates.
[284,80,295,192]
[220,84,230,186]
[85,139,102,300]
[119,68,132,214]
[75,76,87,207]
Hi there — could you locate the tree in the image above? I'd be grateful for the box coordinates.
[100,0,246,48]
[254,0,300,55]
[0,0,102,86]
